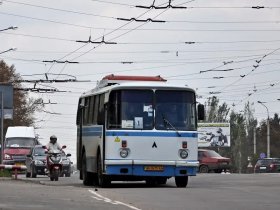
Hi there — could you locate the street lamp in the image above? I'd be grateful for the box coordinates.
[0,48,17,55]
[0,26,18,32]
[257,101,270,158]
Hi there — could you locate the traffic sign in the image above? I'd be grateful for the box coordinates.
[260,153,266,159]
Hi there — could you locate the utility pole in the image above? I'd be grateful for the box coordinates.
[0,84,14,164]
[257,101,270,158]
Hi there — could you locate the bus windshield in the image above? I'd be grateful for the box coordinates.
[108,90,154,130]
[155,90,196,131]
[107,89,196,131]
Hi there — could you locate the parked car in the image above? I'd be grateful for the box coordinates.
[26,145,47,178]
[61,152,72,177]
[254,158,280,173]
[198,149,231,173]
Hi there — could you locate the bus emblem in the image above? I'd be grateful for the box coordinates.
[152,142,157,148]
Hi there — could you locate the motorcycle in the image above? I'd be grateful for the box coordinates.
[43,145,66,181]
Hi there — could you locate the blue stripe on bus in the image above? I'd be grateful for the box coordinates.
[106,131,197,138]
[105,164,197,176]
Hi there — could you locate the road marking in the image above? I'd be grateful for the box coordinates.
[88,189,141,210]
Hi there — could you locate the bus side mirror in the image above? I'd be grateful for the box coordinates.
[197,104,205,121]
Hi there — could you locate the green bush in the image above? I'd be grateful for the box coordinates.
[0,169,12,177]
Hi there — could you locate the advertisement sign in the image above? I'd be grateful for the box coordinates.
[198,123,230,147]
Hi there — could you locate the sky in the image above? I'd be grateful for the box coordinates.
[1,0,280,162]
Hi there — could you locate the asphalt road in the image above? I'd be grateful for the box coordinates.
[0,173,280,210]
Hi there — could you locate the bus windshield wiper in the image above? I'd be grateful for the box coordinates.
[162,115,181,137]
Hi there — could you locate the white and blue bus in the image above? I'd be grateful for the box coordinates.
[76,75,204,187]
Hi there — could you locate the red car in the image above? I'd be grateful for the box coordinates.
[198,149,231,173]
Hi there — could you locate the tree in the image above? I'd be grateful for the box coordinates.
[229,111,248,173]
[243,102,258,158]
[0,60,43,134]
[205,96,230,122]
[257,113,280,158]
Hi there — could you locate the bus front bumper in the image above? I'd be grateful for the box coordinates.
[105,160,199,176]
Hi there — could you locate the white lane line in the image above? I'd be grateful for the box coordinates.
[88,189,142,210]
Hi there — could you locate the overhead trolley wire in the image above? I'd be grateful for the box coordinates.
[91,0,136,7]
[2,0,116,19]
[3,11,280,29]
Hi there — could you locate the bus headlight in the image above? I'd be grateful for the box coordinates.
[120,149,129,158]
[179,149,189,159]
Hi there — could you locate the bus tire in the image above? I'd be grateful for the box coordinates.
[97,154,110,188]
[82,153,94,186]
[175,176,188,188]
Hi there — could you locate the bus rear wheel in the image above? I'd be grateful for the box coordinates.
[175,176,188,188]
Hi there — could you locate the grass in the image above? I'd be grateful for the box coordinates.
[0,169,12,177]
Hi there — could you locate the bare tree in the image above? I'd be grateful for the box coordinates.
[0,60,44,134]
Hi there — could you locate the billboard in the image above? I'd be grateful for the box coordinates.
[0,84,14,119]
[198,123,230,147]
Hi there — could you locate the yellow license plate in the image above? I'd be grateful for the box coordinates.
[144,166,164,171]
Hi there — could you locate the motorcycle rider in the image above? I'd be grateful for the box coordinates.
[46,135,62,152]
[45,135,62,173]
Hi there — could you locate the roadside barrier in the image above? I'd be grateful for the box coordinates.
[0,164,27,180]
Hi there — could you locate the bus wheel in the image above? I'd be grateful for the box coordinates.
[82,154,94,186]
[97,154,111,188]
[175,176,188,188]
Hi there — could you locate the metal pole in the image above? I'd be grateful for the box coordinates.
[253,128,256,154]
[1,91,4,164]
[267,117,270,158]
[257,101,270,158]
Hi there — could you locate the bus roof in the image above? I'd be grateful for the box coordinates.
[80,75,195,97]
[98,74,166,88]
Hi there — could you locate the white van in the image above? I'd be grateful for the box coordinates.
[3,126,39,165]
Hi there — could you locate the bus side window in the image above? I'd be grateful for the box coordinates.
[76,99,82,125]
[83,97,89,125]
[93,95,100,124]
[107,91,121,129]
[88,96,95,124]
[97,94,105,125]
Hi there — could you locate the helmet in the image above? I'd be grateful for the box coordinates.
[217,128,223,133]
[50,135,57,144]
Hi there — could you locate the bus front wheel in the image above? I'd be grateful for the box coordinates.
[97,154,111,188]
[175,176,188,188]
[82,153,95,186]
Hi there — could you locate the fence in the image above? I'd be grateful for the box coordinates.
[0,164,27,180]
